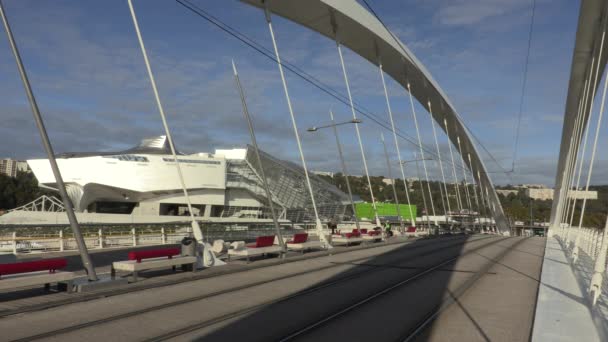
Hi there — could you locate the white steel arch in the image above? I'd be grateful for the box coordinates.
[243,0,509,232]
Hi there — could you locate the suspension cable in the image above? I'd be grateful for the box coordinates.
[573,26,608,262]
[512,0,537,173]
[127,0,202,241]
[174,0,484,176]
[360,0,510,175]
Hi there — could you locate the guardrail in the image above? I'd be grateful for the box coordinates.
[0,228,190,254]
[557,225,608,306]
[0,226,309,254]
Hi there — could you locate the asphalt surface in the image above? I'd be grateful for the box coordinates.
[0,235,545,342]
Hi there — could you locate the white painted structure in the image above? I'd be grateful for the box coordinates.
[2,136,351,225]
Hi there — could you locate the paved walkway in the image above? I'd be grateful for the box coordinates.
[0,235,545,341]
[531,235,606,342]
[0,234,424,315]
[424,237,546,342]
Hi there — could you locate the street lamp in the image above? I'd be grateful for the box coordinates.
[307,112,361,232]
[307,118,362,132]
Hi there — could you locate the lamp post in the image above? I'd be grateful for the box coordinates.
[307,113,361,232]
[401,157,433,231]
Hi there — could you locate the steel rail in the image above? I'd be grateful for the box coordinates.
[12,236,492,342]
[277,236,511,341]
[400,237,529,341]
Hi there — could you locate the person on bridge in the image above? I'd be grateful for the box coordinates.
[385,221,393,237]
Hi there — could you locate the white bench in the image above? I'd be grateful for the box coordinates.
[0,270,76,293]
[362,234,383,242]
[111,256,197,282]
[227,245,282,263]
[332,235,364,246]
[287,240,323,253]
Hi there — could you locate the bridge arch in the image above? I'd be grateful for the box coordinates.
[243,0,509,232]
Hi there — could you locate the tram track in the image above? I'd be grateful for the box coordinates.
[399,238,528,341]
[139,236,509,342]
[275,237,524,342]
[0,234,461,319]
[9,235,495,342]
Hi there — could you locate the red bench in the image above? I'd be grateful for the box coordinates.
[228,235,282,262]
[0,258,74,292]
[128,247,180,263]
[406,226,417,233]
[287,233,308,244]
[246,235,275,248]
[0,258,67,278]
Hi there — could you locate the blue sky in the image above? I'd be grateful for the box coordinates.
[1,0,606,186]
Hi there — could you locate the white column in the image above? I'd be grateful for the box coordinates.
[561,82,595,228]
[131,228,137,247]
[12,231,17,254]
[98,229,104,249]
[335,39,380,227]
[59,230,64,252]
[590,215,608,305]
[263,6,330,247]
[429,102,450,226]
[457,136,473,212]
[127,0,204,243]
[573,27,608,262]
[407,83,437,225]
[378,62,415,227]
[467,154,482,229]
[566,63,596,231]
[444,119,464,215]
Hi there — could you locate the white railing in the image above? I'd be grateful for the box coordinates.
[557,224,608,306]
[0,228,190,254]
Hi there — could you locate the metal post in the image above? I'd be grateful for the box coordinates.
[127,0,204,245]
[98,229,104,249]
[263,5,330,248]
[414,153,431,230]
[565,75,594,233]
[11,231,16,255]
[329,110,361,232]
[132,228,137,247]
[566,46,602,230]
[232,60,286,253]
[334,38,381,228]
[477,170,487,230]
[444,119,464,217]
[457,136,473,212]
[428,102,450,228]
[590,215,608,305]
[573,24,608,262]
[562,84,591,239]
[563,88,588,229]
[378,62,415,228]
[381,133,403,231]
[407,83,437,225]
[161,227,167,245]
[0,1,97,280]
[467,154,482,230]
[59,230,64,252]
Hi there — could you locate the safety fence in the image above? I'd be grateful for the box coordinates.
[557,225,608,305]
[0,228,189,254]
[0,225,307,254]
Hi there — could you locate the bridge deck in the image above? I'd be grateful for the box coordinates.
[0,235,545,341]
[532,236,607,342]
